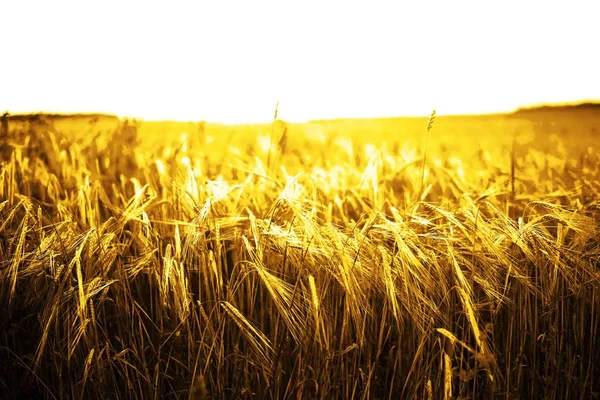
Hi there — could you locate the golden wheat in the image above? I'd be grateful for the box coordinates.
[0,113,599,399]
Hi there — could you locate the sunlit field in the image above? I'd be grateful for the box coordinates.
[1,109,599,399]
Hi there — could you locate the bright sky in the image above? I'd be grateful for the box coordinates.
[1,1,598,123]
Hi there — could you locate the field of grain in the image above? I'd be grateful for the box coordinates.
[1,111,599,399]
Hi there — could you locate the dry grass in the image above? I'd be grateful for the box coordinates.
[0,112,599,399]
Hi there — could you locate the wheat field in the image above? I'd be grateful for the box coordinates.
[0,110,599,399]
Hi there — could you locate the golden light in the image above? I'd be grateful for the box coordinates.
[1,1,598,123]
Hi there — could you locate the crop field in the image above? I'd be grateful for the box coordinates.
[0,110,599,399]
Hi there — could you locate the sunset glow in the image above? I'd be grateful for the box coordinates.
[1,0,598,123]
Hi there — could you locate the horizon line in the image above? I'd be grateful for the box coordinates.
[3,100,599,125]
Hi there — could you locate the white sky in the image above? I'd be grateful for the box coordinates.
[1,1,598,123]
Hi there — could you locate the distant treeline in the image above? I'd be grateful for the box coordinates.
[2,112,120,122]
[513,102,600,115]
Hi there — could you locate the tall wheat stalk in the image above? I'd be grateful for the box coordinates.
[267,101,279,170]
[419,109,436,201]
